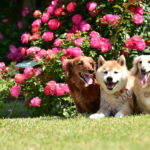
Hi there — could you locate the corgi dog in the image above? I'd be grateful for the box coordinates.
[130,55,150,114]
[90,55,135,119]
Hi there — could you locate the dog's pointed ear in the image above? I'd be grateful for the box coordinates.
[98,55,105,67]
[117,55,126,66]
[130,56,140,75]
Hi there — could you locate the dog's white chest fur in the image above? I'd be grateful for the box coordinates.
[140,88,150,112]
[101,90,130,113]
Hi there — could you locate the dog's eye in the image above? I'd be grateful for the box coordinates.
[78,61,83,65]
[90,62,94,67]
[139,61,142,64]
[114,71,118,74]
[104,70,108,74]
[148,61,150,64]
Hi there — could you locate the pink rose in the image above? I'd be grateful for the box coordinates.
[86,2,97,12]
[72,14,82,25]
[22,7,29,17]
[30,33,40,41]
[32,19,41,28]
[74,37,86,46]
[33,10,42,18]
[41,13,50,23]
[26,46,41,57]
[34,68,41,76]
[10,85,21,98]
[48,19,61,30]
[90,31,100,38]
[53,38,63,47]
[55,84,65,96]
[42,32,54,42]
[23,66,34,79]
[0,62,5,69]
[54,8,64,17]
[125,35,146,51]
[17,21,24,28]
[44,81,57,95]
[136,6,144,15]
[21,33,30,44]
[132,14,143,24]
[100,14,120,24]
[2,19,9,23]
[15,74,25,83]
[90,37,101,49]
[63,47,83,57]
[79,21,91,32]
[30,97,42,107]
[66,2,76,13]
[46,5,55,15]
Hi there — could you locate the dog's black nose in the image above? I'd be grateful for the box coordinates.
[141,69,146,73]
[107,76,113,82]
[88,69,94,74]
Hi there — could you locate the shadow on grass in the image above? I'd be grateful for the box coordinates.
[0,101,80,120]
[0,101,36,119]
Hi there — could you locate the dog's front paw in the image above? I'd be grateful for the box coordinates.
[89,113,105,119]
[115,112,125,118]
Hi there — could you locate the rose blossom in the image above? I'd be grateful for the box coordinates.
[100,14,120,24]
[44,80,57,95]
[63,47,83,57]
[42,32,54,42]
[21,33,30,44]
[26,46,41,57]
[55,84,65,96]
[90,37,101,49]
[90,31,100,38]
[30,97,42,107]
[74,37,86,46]
[72,14,82,25]
[10,85,21,98]
[66,2,76,13]
[23,66,34,79]
[30,33,40,41]
[46,5,55,15]
[33,10,42,18]
[17,21,24,28]
[0,62,5,69]
[125,35,146,51]
[48,19,61,30]
[86,2,97,12]
[53,38,63,47]
[22,7,29,17]
[132,14,143,24]
[34,68,41,76]
[79,21,91,32]
[15,74,25,83]
[54,8,64,17]
[41,13,50,23]
[32,19,41,28]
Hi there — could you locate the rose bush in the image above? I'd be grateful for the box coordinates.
[9,0,150,117]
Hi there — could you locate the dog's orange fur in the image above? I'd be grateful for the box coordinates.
[65,56,100,113]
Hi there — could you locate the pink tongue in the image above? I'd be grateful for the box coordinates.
[84,75,93,85]
[107,84,114,89]
[141,74,147,85]
[141,74,148,85]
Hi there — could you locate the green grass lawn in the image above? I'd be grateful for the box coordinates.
[0,113,150,150]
